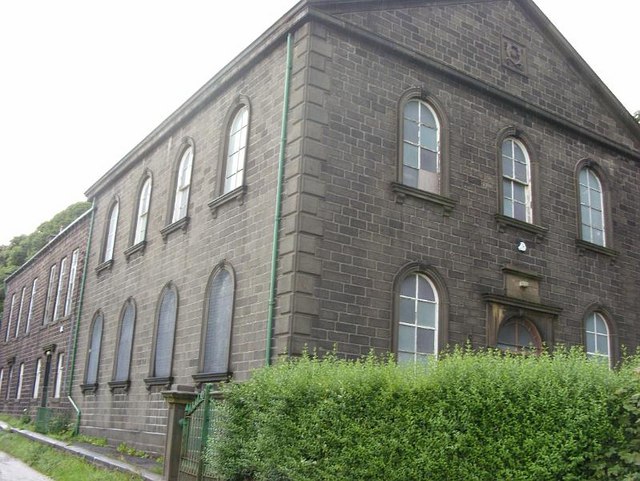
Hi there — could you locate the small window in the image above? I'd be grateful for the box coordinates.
[201,267,234,377]
[151,285,178,379]
[53,257,68,320]
[502,138,532,222]
[54,353,65,398]
[33,358,42,399]
[84,313,104,387]
[25,278,38,334]
[15,362,24,399]
[4,293,16,342]
[223,106,249,194]
[15,287,26,338]
[64,250,79,317]
[114,300,136,383]
[401,99,440,193]
[397,273,439,363]
[43,264,57,324]
[578,167,605,246]
[103,201,119,262]
[496,318,541,353]
[585,312,610,361]
[172,147,193,223]
[134,177,152,244]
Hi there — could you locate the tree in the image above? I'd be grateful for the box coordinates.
[0,201,91,317]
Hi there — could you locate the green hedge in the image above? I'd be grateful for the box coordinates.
[206,349,640,481]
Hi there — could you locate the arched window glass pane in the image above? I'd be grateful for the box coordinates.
[26,277,38,333]
[497,319,541,353]
[579,168,605,246]
[502,138,531,222]
[16,363,24,399]
[173,148,193,222]
[134,178,152,244]
[104,202,119,261]
[402,100,440,193]
[33,358,42,399]
[397,273,438,363]
[585,312,609,360]
[4,294,16,342]
[203,269,233,374]
[154,288,177,378]
[53,257,67,320]
[86,314,103,384]
[115,302,136,382]
[224,106,249,194]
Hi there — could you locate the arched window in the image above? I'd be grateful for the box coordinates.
[64,250,79,317]
[585,312,610,362]
[15,363,24,400]
[397,272,439,363]
[199,266,234,379]
[578,167,605,246]
[4,293,15,342]
[150,284,178,380]
[103,201,119,262]
[15,286,25,338]
[32,358,42,399]
[53,257,67,320]
[134,177,152,244]
[113,300,136,384]
[401,99,440,193]
[172,147,193,223]
[25,277,38,333]
[501,138,531,222]
[5,365,13,399]
[223,106,249,194]
[496,318,542,353]
[54,353,64,398]
[43,264,57,324]
[83,312,103,391]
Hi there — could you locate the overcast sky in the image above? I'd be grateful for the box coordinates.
[0,0,638,245]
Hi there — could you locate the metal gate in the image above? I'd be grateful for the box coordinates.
[178,384,219,481]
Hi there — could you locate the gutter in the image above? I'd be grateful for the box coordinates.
[266,32,294,366]
[67,201,96,434]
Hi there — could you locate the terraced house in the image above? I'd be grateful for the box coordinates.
[3,0,640,463]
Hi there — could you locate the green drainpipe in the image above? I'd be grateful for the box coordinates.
[67,201,95,434]
[266,32,294,366]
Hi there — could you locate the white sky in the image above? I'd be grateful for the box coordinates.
[0,0,638,245]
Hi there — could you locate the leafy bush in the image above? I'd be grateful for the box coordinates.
[206,348,640,481]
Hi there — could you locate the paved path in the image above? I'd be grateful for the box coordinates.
[0,450,53,481]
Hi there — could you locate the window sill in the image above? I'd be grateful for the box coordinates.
[192,372,232,384]
[124,241,146,261]
[108,380,131,393]
[80,383,99,394]
[575,239,618,260]
[390,182,456,216]
[95,259,114,274]
[160,217,189,240]
[144,376,173,391]
[208,185,247,218]
[495,214,547,242]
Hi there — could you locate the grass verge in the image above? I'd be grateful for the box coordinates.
[0,429,143,481]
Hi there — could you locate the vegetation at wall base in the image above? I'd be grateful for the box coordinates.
[206,348,640,481]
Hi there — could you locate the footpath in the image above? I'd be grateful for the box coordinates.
[0,420,161,481]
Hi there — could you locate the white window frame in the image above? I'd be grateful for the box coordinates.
[5,293,16,342]
[54,353,65,398]
[15,363,24,399]
[401,99,441,193]
[33,358,42,399]
[53,257,67,320]
[15,286,26,338]
[5,365,13,399]
[223,106,249,194]
[172,148,193,223]
[64,250,79,317]
[134,177,152,244]
[0,369,3,399]
[43,264,57,325]
[25,277,38,334]
[502,137,532,222]
[585,312,610,362]
[579,167,606,246]
[103,202,119,262]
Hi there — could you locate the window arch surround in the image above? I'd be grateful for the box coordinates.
[195,262,236,383]
[165,138,195,229]
[82,311,104,394]
[131,171,153,247]
[574,159,613,250]
[496,317,542,354]
[396,88,450,199]
[100,197,120,266]
[145,282,179,389]
[110,298,137,391]
[496,127,541,226]
[392,263,450,362]
[582,305,617,365]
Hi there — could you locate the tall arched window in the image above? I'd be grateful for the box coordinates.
[113,300,136,385]
[223,106,249,194]
[496,318,542,353]
[149,284,178,381]
[172,147,193,223]
[43,264,57,324]
[83,312,103,392]
[134,177,152,244]
[32,358,42,399]
[25,277,38,333]
[397,272,439,363]
[585,312,610,362]
[4,293,16,342]
[579,167,605,246]
[502,138,531,222]
[103,201,119,262]
[199,266,234,379]
[53,257,67,320]
[15,363,24,399]
[401,99,440,193]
